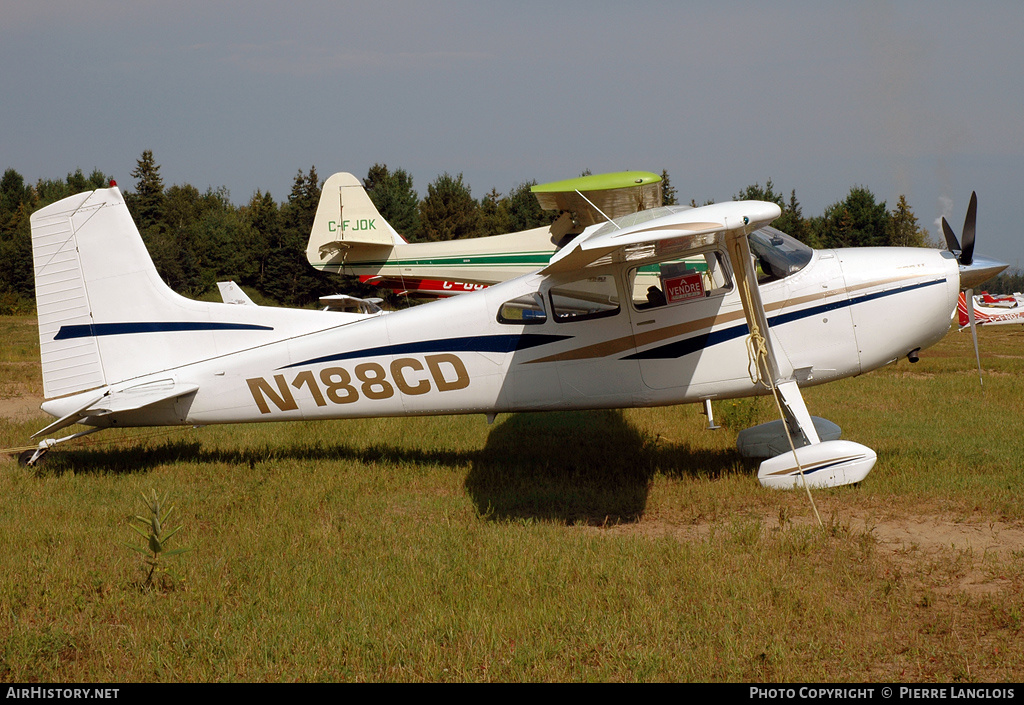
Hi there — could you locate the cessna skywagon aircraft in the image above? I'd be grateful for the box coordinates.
[26,182,1005,488]
[306,170,664,298]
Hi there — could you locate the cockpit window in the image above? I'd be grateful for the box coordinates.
[548,274,620,323]
[748,227,812,283]
[497,293,547,324]
[630,251,732,310]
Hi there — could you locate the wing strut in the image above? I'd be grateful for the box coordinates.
[724,227,823,522]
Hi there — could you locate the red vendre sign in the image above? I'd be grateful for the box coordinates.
[664,273,704,303]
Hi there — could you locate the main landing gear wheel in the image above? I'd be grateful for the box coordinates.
[18,449,45,467]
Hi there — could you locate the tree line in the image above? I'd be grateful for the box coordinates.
[1,151,1017,314]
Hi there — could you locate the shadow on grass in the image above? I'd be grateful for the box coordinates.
[465,410,748,525]
[41,410,750,525]
[47,436,476,475]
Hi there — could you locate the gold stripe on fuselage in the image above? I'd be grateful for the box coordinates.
[523,272,934,365]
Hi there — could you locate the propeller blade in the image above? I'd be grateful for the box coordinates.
[966,287,983,387]
[941,217,961,253]
[960,192,977,266]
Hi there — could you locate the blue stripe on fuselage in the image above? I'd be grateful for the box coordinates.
[624,278,945,360]
[54,321,274,340]
[281,333,573,369]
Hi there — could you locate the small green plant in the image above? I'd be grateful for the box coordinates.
[123,489,190,588]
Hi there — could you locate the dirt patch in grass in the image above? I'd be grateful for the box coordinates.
[852,511,1024,559]
[0,393,42,421]
[609,509,1024,554]
[607,506,1024,602]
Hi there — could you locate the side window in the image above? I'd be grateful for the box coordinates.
[548,275,620,323]
[497,293,547,325]
[632,251,731,310]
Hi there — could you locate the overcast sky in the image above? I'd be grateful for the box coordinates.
[3,1,1022,266]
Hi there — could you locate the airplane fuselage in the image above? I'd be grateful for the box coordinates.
[42,244,961,429]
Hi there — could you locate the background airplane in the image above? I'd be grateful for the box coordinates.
[958,290,1024,328]
[306,170,665,299]
[26,181,1005,491]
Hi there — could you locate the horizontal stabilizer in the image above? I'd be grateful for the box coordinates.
[318,294,384,314]
[33,381,199,438]
[31,392,107,439]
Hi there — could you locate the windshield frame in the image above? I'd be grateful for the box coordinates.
[748,226,813,282]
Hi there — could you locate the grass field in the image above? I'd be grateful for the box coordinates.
[1,315,1022,682]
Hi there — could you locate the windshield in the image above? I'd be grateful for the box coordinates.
[748,227,812,282]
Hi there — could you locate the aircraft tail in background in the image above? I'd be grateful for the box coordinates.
[307,172,405,270]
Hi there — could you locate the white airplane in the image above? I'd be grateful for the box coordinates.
[958,290,1024,328]
[24,182,1005,489]
[306,170,665,298]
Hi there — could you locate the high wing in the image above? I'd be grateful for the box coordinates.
[542,199,874,489]
[541,200,775,275]
[531,171,663,228]
[542,201,788,380]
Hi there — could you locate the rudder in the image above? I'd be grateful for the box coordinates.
[31,190,110,398]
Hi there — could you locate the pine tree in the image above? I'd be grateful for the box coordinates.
[241,190,278,289]
[479,187,510,235]
[419,172,482,242]
[0,169,33,223]
[364,164,420,240]
[817,186,890,249]
[735,179,785,206]
[887,195,927,248]
[128,150,165,232]
[504,180,551,232]
[660,169,678,206]
[263,166,339,306]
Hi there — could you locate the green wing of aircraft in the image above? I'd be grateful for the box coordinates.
[531,171,663,227]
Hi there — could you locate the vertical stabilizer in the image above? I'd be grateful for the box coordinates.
[31,187,356,400]
[307,172,403,269]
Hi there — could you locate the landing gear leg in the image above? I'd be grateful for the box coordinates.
[19,428,103,467]
[702,398,720,430]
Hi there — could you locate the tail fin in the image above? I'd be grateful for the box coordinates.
[30,187,341,399]
[217,280,256,306]
[307,172,404,271]
[957,292,970,328]
[957,291,994,328]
